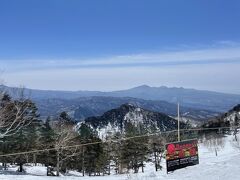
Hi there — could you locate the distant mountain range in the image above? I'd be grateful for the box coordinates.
[35,96,218,122]
[1,85,239,121]
[78,104,186,139]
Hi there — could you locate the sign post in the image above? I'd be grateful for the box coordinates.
[165,139,199,173]
[178,103,180,142]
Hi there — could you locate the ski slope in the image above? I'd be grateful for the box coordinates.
[0,135,240,180]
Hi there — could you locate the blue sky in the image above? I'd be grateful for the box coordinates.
[0,0,240,93]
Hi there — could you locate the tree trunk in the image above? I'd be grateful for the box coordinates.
[19,163,23,172]
[154,151,157,172]
[234,129,238,141]
[82,147,85,177]
[119,162,123,174]
[33,154,37,166]
[108,159,111,175]
[134,166,138,173]
[159,153,163,170]
[56,151,60,176]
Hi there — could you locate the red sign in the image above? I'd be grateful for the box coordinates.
[165,139,199,172]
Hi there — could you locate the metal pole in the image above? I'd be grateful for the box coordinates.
[178,103,180,142]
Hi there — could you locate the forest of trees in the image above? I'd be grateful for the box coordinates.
[0,91,238,177]
[0,91,169,176]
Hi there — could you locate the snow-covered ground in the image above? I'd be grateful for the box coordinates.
[1,135,240,180]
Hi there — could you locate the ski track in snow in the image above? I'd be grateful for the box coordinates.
[0,136,240,180]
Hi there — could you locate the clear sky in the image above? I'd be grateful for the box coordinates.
[0,0,240,94]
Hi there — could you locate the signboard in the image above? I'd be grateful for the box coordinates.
[165,139,199,172]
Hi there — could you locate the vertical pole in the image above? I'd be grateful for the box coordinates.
[154,143,157,172]
[82,147,85,177]
[178,103,180,142]
[56,150,60,176]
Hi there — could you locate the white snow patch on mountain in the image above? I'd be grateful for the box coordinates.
[123,109,144,127]
[97,122,121,139]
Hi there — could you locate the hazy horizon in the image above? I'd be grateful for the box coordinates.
[1,83,240,96]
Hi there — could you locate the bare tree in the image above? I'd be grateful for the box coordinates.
[149,135,166,172]
[52,120,80,176]
[0,90,37,139]
[203,133,225,156]
[231,132,240,150]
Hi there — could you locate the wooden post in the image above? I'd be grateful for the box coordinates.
[178,103,181,142]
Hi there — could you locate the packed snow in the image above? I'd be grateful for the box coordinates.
[0,135,240,180]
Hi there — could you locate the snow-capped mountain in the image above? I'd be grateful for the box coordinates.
[202,104,240,128]
[222,104,240,126]
[78,104,185,139]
